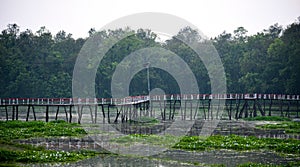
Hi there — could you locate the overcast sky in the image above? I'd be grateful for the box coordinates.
[1,0,299,39]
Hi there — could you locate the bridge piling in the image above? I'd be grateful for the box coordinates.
[1,94,300,122]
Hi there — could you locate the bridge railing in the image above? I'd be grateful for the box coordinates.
[149,94,300,101]
[0,95,150,106]
[0,94,299,106]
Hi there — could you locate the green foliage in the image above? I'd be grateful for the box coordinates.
[110,134,180,147]
[257,121,300,134]
[238,161,300,167]
[173,135,300,154]
[0,147,99,163]
[1,20,300,97]
[0,120,87,140]
[0,120,101,165]
[128,116,159,124]
[0,25,81,98]
[214,21,300,94]
[238,162,280,167]
[243,116,292,121]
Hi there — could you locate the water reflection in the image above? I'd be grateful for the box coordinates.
[69,155,191,167]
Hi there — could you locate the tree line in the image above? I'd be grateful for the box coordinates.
[0,19,299,98]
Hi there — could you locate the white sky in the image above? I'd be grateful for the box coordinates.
[0,0,300,39]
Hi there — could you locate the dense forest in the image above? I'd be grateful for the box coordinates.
[0,19,299,98]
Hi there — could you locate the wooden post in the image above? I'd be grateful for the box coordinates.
[12,106,15,120]
[268,99,273,116]
[16,106,19,120]
[297,100,299,118]
[256,100,265,116]
[202,99,206,120]
[107,105,110,123]
[190,100,193,120]
[129,104,132,121]
[169,100,172,120]
[263,99,266,114]
[229,99,233,120]
[101,104,105,118]
[32,106,36,121]
[89,105,94,123]
[216,98,221,120]
[121,105,126,123]
[69,105,72,123]
[184,100,187,120]
[55,106,60,120]
[208,99,211,119]
[64,106,69,122]
[114,106,122,123]
[46,105,49,122]
[224,100,228,119]
[126,104,129,121]
[5,106,8,121]
[239,100,247,118]
[286,101,290,118]
[94,105,98,123]
[77,105,81,124]
[150,100,153,117]
[235,99,241,119]
[125,105,128,122]
[194,100,199,120]
[253,100,257,117]
[280,100,284,117]
[163,100,166,121]
[139,103,142,118]
[26,105,30,121]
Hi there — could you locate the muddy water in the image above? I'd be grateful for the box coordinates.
[152,149,296,167]
[24,149,298,167]
[24,155,196,167]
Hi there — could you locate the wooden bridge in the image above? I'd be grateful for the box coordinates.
[0,94,299,123]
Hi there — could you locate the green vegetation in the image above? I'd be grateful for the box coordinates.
[128,117,159,124]
[257,121,300,134]
[0,142,99,163]
[238,163,277,167]
[243,116,292,121]
[173,135,300,154]
[238,161,300,167]
[1,19,300,166]
[110,134,181,147]
[0,120,103,166]
[0,120,87,140]
[1,19,300,98]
